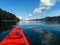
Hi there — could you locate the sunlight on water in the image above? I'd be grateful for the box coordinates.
[18,21,46,25]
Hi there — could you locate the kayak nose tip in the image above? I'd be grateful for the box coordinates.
[15,26,21,29]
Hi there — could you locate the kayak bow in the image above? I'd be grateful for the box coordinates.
[0,26,30,45]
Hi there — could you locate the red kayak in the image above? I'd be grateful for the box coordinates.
[0,26,30,45]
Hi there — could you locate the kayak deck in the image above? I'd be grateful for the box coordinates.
[0,26,30,45]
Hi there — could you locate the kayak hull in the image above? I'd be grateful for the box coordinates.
[0,26,30,45]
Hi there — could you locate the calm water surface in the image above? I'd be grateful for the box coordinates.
[0,21,60,45]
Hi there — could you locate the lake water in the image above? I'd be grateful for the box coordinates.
[0,21,60,45]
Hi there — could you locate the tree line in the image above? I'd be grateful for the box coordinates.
[0,9,19,21]
[0,9,20,32]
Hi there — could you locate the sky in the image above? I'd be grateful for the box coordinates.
[0,0,60,20]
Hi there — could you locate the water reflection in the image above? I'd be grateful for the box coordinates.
[18,21,46,25]
[34,28,60,45]
[0,21,60,45]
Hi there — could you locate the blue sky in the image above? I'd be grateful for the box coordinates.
[0,0,60,20]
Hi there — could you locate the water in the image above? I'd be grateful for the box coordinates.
[0,21,60,45]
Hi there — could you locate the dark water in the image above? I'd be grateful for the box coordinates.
[0,21,60,45]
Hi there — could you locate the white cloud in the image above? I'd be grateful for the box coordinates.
[17,16,23,20]
[40,0,56,6]
[24,18,30,20]
[28,14,32,17]
[33,0,56,14]
[26,0,57,20]
[33,8,42,14]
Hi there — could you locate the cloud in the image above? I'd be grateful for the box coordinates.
[33,0,56,14]
[33,8,42,14]
[17,16,23,20]
[24,18,30,20]
[40,0,56,6]
[26,0,57,20]
[28,14,32,17]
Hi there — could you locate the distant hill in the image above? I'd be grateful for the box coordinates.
[33,16,60,23]
[40,16,60,22]
[0,9,20,32]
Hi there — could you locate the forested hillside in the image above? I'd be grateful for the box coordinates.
[0,9,20,32]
